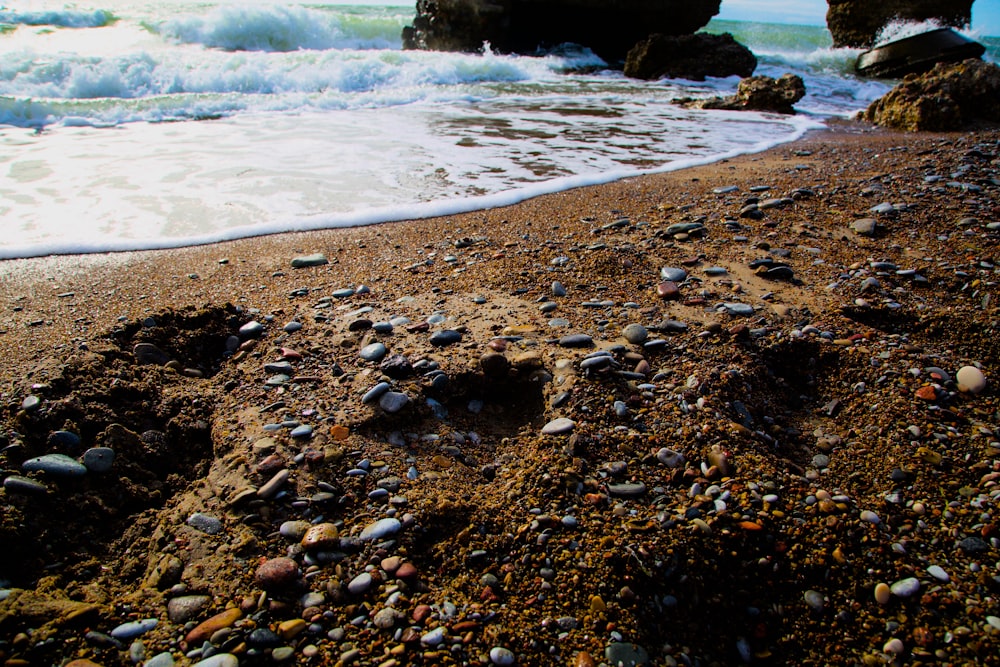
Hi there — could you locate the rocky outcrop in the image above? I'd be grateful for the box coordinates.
[680,74,806,114]
[863,59,1000,131]
[826,0,976,48]
[624,33,757,81]
[402,0,721,63]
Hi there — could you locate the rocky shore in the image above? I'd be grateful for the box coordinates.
[1,123,998,666]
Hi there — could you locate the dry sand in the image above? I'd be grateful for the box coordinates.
[1,122,998,666]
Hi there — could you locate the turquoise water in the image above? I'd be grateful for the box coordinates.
[0,2,987,259]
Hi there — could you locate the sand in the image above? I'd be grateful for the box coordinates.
[1,122,998,666]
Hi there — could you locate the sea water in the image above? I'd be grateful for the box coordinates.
[1,1,996,259]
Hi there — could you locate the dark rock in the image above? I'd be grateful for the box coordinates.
[624,32,756,81]
[863,59,1000,131]
[685,74,806,114]
[402,0,722,63]
[429,329,463,347]
[380,354,414,379]
[827,0,974,48]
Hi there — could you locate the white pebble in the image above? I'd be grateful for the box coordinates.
[927,565,950,582]
[860,510,881,524]
[883,638,904,655]
[890,577,920,598]
[489,646,516,665]
[956,365,987,394]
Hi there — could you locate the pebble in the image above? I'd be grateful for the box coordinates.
[48,430,81,449]
[239,321,264,338]
[290,253,328,268]
[660,267,687,282]
[185,608,242,645]
[656,447,685,468]
[255,557,300,590]
[22,453,88,478]
[82,447,115,473]
[622,323,648,344]
[558,333,593,348]
[360,342,387,362]
[852,218,878,235]
[874,582,891,604]
[608,482,646,497]
[347,572,372,595]
[604,642,649,667]
[191,655,238,667]
[803,590,825,612]
[301,522,340,550]
[290,424,313,439]
[927,565,949,582]
[429,329,463,347]
[143,652,175,667]
[166,595,211,623]
[379,391,410,414]
[541,418,576,435]
[883,638,904,655]
[360,517,402,541]
[362,382,391,404]
[489,647,516,665]
[133,342,171,365]
[719,302,754,316]
[859,510,880,524]
[552,281,567,296]
[186,513,223,535]
[421,626,445,646]
[890,577,920,598]
[956,365,987,393]
[656,281,680,300]
[21,395,41,411]
[3,475,48,495]
[110,618,157,640]
[257,469,289,499]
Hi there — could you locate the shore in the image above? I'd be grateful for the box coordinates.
[1,122,998,666]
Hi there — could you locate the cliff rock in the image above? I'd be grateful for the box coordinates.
[624,33,757,81]
[402,0,721,63]
[863,59,1000,131]
[826,0,975,48]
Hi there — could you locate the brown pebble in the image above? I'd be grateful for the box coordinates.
[185,607,242,645]
[255,557,300,590]
[575,651,597,667]
[66,661,105,667]
[396,561,418,580]
[488,338,508,352]
[656,280,680,300]
[301,523,340,550]
[412,604,432,623]
[915,385,938,401]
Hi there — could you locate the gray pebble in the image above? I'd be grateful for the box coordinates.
[239,321,264,338]
[290,424,313,439]
[360,517,401,541]
[379,391,410,414]
[360,342,387,362]
[890,577,920,598]
[110,618,158,640]
[347,572,372,595]
[2,475,48,495]
[290,253,328,268]
[605,642,649,667]
[143,652,175,667]
[541,418,575,435]
[167,595,212,623]
[133,343,171,366]
[22,453,87,478]
[558,333,593,348]
[429,329,463,347]
[362,382,391,404]
[552,281,566,297]
[608,482,646,497]
[82,447,115,473]
[186,513,223,535]
[622,323,648,344]
[656,447,685,468]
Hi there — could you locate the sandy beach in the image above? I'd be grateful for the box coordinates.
[1,122,998,666]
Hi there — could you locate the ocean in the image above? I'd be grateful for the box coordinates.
[1,1,997,260]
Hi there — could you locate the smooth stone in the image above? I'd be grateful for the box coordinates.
[659,267,687,282]
[143,652,175,667]
[110,618,158,640]
[622,323,648,344]
[656,280,680,300]
[257,469,289,499]
[82,447,115,473]
[421,626,445,646]
[656,447,685,468]
[290,253,328,268]
[185,608,242,645]
[359,342,387,362]
[713,185,738,194]
[362,382,391,404]
[239,321,264,338]
[133,343,171,365]
[22,453,87,478]
[373,607,403,629]
[552,281,567,297]
[541,418,576,435]
[429,329,463,347]
[2,475,48,495]
[166,595,212,623]
[605,642,649,667]
[301,523,340,550]
[558,333,593,348]
[290,424,313,439]
[379,391,410,414]
[271,647,294,662]
[332,287,355,298]
[48,430,82,449]
[608,482,646,497]
[927,565,950,582]
[890,577,920,598]
[852,219,877,236]
[280,520,312,541]
[489,647,516,665]
[360,517,401,541]
[883,639,904,655]
[874,582,891,604]
[192,655,238,667]
[283,321,303,333]
[186,513,223,535]
[255,557,300,590]
[347,572,372,595]
[21,395,41,411]
[956,365,987,394]
[859,510,880,524]
[803,590,824,612]
[720,302,754,316]
[264,361,294,374]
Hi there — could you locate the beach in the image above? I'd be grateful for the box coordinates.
[1,122,999,666]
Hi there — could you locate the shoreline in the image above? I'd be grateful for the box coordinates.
[2,122,999,666]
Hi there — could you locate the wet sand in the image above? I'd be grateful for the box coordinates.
[1,122,998,666]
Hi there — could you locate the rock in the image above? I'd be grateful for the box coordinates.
[625,32,757,81]
[255,557,301,591]
[541,418,576,435]
[874,582,891,604]
[239,320,264,338]
[186,513,223,535]
[956,365,987,393]
[380,354,413,379]
[863,60,1000,131]
[402,0,722,63]
[2,475,48,495]
[82,447,115,473]
[347,572,372,595]
[659,266,688,282]
[429,329,463,347]
[890,577,920,598]
[852,218,878,235]
[301,523,340,550]
[608,482,646,497]
[656,281,680,300]
[290,253,328,268]
[185,608,242,645]
[359,517,402,541]
[379,391,410,414]
[622,323,648,344]
[359,342,388,362]
[191,655,238,667]
[489,646,516,665]
[827,0,974,48]
[144,652,176,667]
[167,595,212,623]
[133,342,171,366]
[656,447,685,468]
[22,453,87,478]
[559,333,593,347]
[110,618,158,640]
[480,352,510,377]
[687,74,805,114]
[605,642,650,666]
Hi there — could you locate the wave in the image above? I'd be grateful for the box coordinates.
[0,8,116,28]
[148,4,406,52]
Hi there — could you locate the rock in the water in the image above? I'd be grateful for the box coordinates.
[863,59,1000,131]
[402,0,722,63]
[827,0,973,48]
[290,253,328,268]
[625,32,757,81]
[688,73,805,114]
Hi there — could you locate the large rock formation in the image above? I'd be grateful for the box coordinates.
[863,59,1000,131]
[826,0,976,48]
[679,74,806,114]
[624,33,757,81]
[402,0,721,63]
